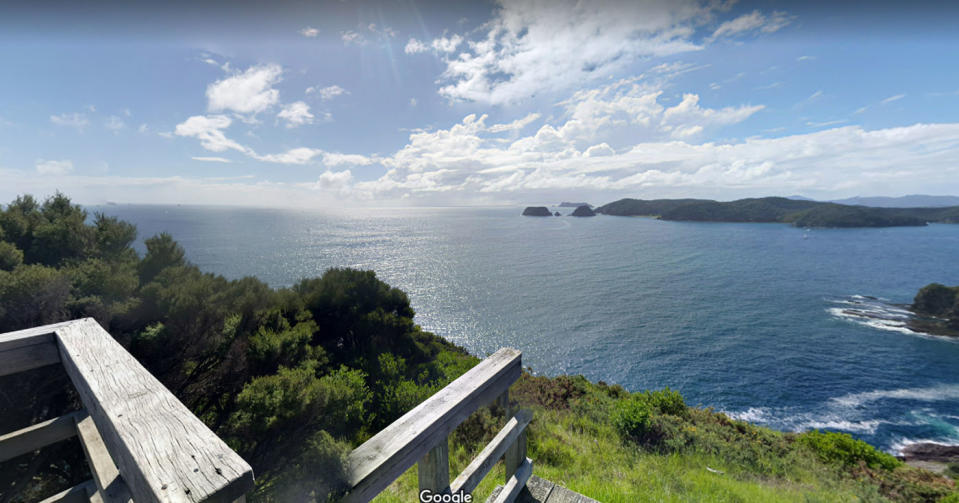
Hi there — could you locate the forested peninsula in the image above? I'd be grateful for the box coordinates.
[594,197,959,228]
[1,193,958,502]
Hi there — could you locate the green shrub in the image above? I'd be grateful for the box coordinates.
[613,396,653,441]
[642,387,688,417]
[0,241,23,271]
[939,493,959,503]
[798,430,902,471]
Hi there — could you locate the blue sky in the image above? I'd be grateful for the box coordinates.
[2,0,959,207]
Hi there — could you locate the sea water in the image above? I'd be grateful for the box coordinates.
[93,204,959,453]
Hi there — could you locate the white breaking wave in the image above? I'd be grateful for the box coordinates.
[825,295,958,342]
[722,406,886,435]
[831,384,959,408]
[890,437,959,456]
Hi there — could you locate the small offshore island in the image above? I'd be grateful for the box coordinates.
[593,196,959,228]
[910,283,959,337]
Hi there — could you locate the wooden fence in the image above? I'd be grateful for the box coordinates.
[0,319,254,503]
[343,348,532,503]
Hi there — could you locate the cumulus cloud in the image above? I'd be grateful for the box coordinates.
[35,159,74,175]
[277,101,315,128]
[434,0,717,104]
[307,84,348,101]
[50,113,89,129]
[206,64,282,116]
[322,153,373,167]
[299,26,319,38]
[174,115,250,153]
[405,38,428,54]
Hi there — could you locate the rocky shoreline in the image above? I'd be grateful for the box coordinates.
[898,443,959,474]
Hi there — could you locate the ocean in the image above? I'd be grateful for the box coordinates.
[93,204,959,454]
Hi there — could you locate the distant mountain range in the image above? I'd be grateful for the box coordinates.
[785,194,959,208]
[594,196,959,228]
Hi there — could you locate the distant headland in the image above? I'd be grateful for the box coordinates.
[592,196,959,228]
[559,202,593,208]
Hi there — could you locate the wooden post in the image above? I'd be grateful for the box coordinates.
[502,388,527,484]
[417,438,450,493]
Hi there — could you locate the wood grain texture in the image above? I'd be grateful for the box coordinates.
[450,409,532,495]
[55,318,254,503]
[504,426,527,484]
[75,411,133,503]
[417,439,450,492]
[0,410,81,463]
[344,348,522,503]
[0,330,60,376]
[489,457,531,503]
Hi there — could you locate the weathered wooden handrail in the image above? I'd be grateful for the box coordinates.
[0,319,255,503]
[343,348,532,503]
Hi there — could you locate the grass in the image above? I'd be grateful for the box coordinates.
[370,373,957,503]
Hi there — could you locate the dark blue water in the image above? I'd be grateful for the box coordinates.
[93,204,959,453]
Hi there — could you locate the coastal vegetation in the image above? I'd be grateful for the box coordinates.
[593,197,959,228]
[1,193,957,502]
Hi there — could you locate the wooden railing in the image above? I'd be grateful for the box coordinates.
[342,348,532,503]
[0,319,254,503]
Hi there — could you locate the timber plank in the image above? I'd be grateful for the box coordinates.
[344,348,522,503]
[55,318,253,503]
[0,411,81,463]
[0,330,60,376]
[490,457,532,503]
[37,480,96,503]
[450,409,533,495]
[75,411,133,503]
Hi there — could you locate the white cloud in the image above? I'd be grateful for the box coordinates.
[50,113,89,129]
[206,64,282,116]
[299,26,320,38]
[881,94,906,105]
[253,147,323,165]
[432,34,463,53]
[797,55,815,62]
[35,159,74,175]
[174,115,250,153]
[105,115,125,131]
[307,84,348,101]
[435,0,715,104]
[322,153,373,167]
[192,156,232,163]
[341,30,365,45]
[710,10,793,41]
[277,101,315,128]
[138,123,149,133]
[405,38,428,54]
[314,169,354,195]
[488,113,541,133]
[409,98,418,107]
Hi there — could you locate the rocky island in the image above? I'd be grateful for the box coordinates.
[559,202,593,208]
[571,205,596,217]
[522,206,553,216]
[908,283,959,337]
[594,196,959,228]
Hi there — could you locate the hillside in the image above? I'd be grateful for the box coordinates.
[595,197,959,228]
[1,193,957,502]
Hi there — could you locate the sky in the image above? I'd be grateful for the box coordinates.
[2,0,959,207]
